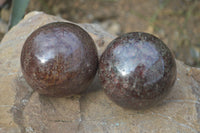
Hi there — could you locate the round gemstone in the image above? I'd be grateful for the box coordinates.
[99,32,176,109]
[21,22,98,97]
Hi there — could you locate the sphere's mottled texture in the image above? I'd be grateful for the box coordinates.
[21,22,98,97]
[99,32,176,109]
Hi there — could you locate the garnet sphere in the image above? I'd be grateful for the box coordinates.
[21,22,98,97]
[99,32,176,109]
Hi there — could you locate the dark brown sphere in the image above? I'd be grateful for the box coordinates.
[99,32,176,109]
[21,22,98,97]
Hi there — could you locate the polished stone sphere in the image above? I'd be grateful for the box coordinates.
[21,22,98,97]
[99,32,176,109]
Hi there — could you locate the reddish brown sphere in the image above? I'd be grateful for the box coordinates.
[21,22,98,97]
[99,32,176,109]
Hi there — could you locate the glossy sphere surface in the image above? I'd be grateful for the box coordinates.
[21,22,98,96]
[99,32,176,109]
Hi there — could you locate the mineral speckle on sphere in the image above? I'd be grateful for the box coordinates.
[21,22,98,97]
[99,32,177,109]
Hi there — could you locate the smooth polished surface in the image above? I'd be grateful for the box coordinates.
[99,32,177,109]
[21,22,98,96]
